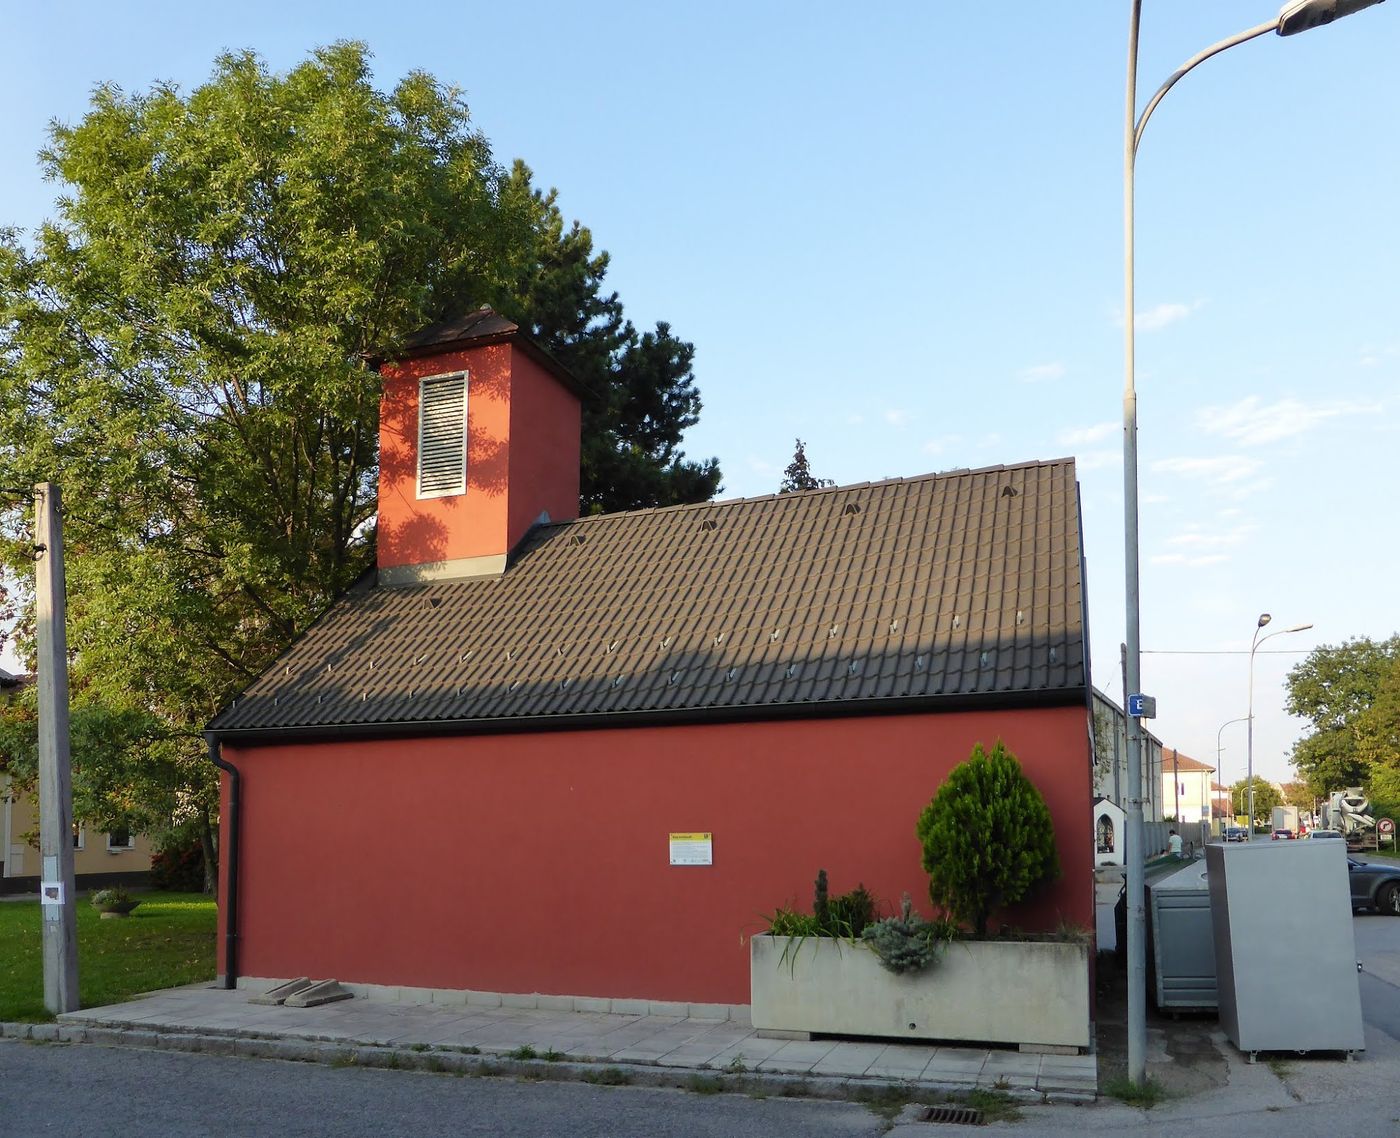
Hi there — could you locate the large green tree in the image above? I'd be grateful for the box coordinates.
[1230,776,1280,824]
[0,43,720,880]
[1286,636,1400,802]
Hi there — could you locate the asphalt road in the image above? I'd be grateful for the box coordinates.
[0,1041,895,1138]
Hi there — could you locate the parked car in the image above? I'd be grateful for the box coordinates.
[1348,858,1400,915]
[1225,826,1250,842]
[1271,828,1295,841]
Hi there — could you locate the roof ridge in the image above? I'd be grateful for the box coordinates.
[536,456,1077,532]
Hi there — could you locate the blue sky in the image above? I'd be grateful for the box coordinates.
[4,2,1397,793]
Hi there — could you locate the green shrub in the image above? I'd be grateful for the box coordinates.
[861,893,953,974]
[150,835,206,892]
[916,740,1059,937]
[813,869,830,930]
[765,876,879,939]
[827,883,876,937]
[764,905,820,937]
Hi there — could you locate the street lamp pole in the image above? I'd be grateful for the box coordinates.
[1120,0,1382,1086]
[1217,716,1251,831]
[1247,617,1314,834]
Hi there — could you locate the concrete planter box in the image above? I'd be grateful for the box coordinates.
[750,934,1090,1050]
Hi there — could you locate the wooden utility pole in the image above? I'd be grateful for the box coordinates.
[35,482,78,1013]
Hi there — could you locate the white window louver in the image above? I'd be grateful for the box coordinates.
[417,373,467,498]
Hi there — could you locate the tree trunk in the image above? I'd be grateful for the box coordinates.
[198,805,218,895]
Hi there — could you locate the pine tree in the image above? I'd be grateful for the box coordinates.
[779,439,835,493]
[916,741,1060,937]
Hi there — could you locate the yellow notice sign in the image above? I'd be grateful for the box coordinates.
[668,832,713,866]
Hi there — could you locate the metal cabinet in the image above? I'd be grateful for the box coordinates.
[1146,859,1216,1010]
[1206,840,1364,1056]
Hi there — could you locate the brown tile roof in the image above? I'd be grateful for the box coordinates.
[392,306,588,398]
[208,459,1087,739]
[1163,752,1213,773]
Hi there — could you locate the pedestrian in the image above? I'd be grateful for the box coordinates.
[1168,828,1183,858]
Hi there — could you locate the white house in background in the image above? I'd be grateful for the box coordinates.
[1093,796,1126,866]
[1159,751,1215,824]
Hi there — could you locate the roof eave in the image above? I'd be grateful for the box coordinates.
[206,683,1089,747]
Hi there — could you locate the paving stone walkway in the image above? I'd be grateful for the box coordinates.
[51,982,1097,1101]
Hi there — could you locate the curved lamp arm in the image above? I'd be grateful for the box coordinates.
[1134,20,1278,154]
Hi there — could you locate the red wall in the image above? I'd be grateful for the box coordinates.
[506,345,580,541]
[219,705,1092,1005]
[378,343,513,570]
[377,343,579,571]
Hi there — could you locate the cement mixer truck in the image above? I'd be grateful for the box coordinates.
[1320,788,1377,850]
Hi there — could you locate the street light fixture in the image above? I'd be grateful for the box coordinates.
[1216,716,1251,831]
[1247,617,1314,834]
[1120,0,1382,1087]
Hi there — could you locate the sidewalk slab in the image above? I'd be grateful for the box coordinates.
[52,982,1098,1101]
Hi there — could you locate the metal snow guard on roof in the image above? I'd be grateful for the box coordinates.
[208,459,1087,739]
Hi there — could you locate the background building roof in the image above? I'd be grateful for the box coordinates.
[210,458,1086,739]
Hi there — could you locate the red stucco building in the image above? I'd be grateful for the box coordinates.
[207,310,1095,1009]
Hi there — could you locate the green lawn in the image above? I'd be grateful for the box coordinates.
[0,892,216,1022]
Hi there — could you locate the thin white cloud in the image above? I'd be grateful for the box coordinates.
[921,434,961,456]
[1152,456,1274,502]
[1197,395,1377,446]
[1020,362,1067,383]
[884,409,909,427]
[1149,552,1229,568]
[1152,455,1262,485]
[1135,301,1200,332]
[1164,527,1253,549]
[1074,450,1120,472]
[1057,422,1117,447]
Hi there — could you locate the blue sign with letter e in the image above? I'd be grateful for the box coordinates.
[1128,693,1156,718]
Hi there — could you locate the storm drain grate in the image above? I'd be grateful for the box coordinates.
[919,1105,983,1126]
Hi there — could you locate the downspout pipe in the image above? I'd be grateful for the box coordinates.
[205,733,240,991]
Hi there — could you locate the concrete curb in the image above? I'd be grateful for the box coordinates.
[0,1020,1096,1106]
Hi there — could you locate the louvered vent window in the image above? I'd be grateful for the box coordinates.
[417,372,468,498]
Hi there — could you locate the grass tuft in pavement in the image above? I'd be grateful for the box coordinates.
[1101,1074,1169,1108]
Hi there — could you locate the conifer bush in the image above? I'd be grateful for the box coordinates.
[916,740,1059,937]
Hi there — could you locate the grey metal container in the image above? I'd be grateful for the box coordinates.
[1206,840,1364,1056]
[1146,858,1216,1010]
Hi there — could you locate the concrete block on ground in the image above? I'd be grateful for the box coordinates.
[536,994,575,1012]
[756,1028,812,1041]
[500,993,539,1010]
[573,997,611,1014]
[248,977,313,1006]
[466,991,503,1008]
[285,980,354,1008]
[609,999,649,1016]
[29,1024,60,1042]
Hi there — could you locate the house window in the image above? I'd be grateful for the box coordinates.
[72,824,85,851]
[417,372,468,498]
[107,826,135,852]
